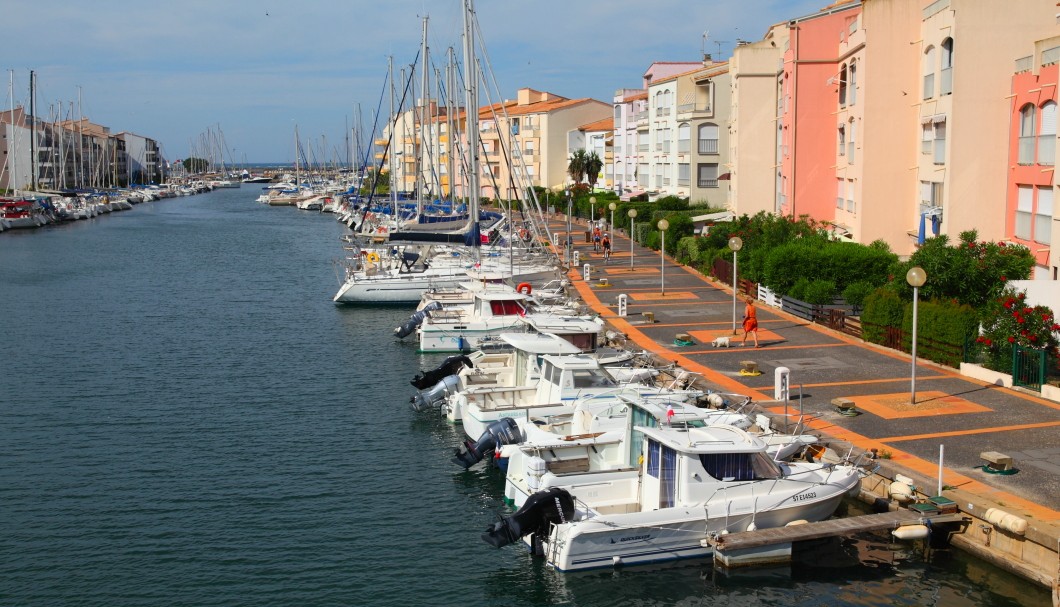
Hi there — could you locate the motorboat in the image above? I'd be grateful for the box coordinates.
[0,199,48,229]
[483,418,862,571]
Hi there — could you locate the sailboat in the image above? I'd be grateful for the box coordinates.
[332,1,559,305]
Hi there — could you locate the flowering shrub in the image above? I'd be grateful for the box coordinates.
[977,287,1060,372]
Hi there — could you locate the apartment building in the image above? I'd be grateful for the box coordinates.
[613,89,647,196]
[1008,35,1059,279]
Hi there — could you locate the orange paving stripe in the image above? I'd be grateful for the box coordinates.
[677,343,854,356]
[570,279,772,401]
[602,267,659,275]
[877,421,1060,443]
[844,391,992,419]
[763,408,1060,522]
[628,291,698,301]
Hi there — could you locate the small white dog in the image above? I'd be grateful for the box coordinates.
[712,336,731,348]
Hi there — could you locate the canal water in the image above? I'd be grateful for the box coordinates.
[0,189,1048,606]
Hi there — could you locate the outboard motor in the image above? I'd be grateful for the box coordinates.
[410,374,460,411]
[409,353,471,389]
[394,301,443,339]
[482,487,575,549]
[453,417,523,469]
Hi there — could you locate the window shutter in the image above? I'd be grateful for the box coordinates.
[1041,102,1057,136]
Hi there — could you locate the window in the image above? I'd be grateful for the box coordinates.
[1016,185,1033,240]
[921,180,943,209]
[524,140,535,155]
[848,121,856,163]
[1036,187,1053,245]
[940,38,953,95]
[933,120,946,164]
[614,106,622,123]
[837,178,844,208]
[838,125,846,156]
[847,179,855,212]
[489,300,526,316]
[838,64,848,107]
[1039,101,1056,166]
[677,123,690,153]
[698,123,719,154]
[922,123,933,154]
[1019,104,1036,165]
[697,163,718,188]
[678,163,690,186]
[923,46,936,99]
[662,127,671,153]
[699,452,783,482]
[848,62,857,106]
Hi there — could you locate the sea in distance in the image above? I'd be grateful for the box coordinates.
[0,187,1050,606]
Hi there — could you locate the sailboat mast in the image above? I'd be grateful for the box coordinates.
[446,47,456,201]
[29,70,37,192]
[417,15,429,214]
[388,56,397,213]
[8,70,17,195]
[463,0,480,256]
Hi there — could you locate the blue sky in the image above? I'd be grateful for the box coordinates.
[5,0,826,164]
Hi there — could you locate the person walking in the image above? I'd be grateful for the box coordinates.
[601,233,612,263]
[741,297,760,347]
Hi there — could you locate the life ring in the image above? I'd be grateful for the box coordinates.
[518,228,530,240]
[366,252,381,263]
[376,226,387,234]
[516,282,532,295]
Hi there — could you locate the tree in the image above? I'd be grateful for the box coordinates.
[567,149,588,184]
[585,152,603,190]
[182,157,208,173]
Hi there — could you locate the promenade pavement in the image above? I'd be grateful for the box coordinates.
[550,216,1060,522]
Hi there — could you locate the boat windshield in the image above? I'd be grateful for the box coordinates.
[489,300,526,316]
[571,369,618,389]
[698,451,783,481]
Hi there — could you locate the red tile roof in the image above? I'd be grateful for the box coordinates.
[579,117,613,132]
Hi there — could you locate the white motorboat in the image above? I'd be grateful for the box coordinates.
[484,419,862,572]
[448,353,706,441]
[0,199,48,229]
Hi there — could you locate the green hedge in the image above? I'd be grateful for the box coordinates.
[902,299,978,367]
[862,288,904,344]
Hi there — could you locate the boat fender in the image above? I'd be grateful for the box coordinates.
[888,481,915,504]
[892,524,930,541]
[481,487,574,549]
[516,282,532,295]
[984,508,1027,535]
[785,519,809,526]
[410,353,472,389]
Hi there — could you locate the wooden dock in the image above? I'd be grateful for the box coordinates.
[711,510,967,552]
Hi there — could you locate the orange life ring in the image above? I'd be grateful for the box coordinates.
[516,282,532,295]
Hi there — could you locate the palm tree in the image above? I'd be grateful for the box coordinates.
[567,149,588,183]
[585,152,603,190]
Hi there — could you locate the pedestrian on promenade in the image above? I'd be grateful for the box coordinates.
[741,297,760,348]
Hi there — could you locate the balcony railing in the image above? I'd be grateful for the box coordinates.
[656,107,671,117]
[1018,136,1036,164]
[677,103,694,114]
[1015,55,1033,73]
[678,177,690,186]
[678,140,690,153]
[699,139,719,155]
[923,74,934,99]
[638,143,649,152]
[940,67,952,95]
[1039,136,1056,166]
[635,111,648,121]
[699,178,718,188]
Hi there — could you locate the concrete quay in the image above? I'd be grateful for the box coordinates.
[549,215,1060,600]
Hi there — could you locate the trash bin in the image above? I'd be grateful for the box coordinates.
[584,230,592,243]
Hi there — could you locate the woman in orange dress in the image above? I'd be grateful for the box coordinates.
[741,297,759,348]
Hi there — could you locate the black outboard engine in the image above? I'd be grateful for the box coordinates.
[482,487,575,549]
[410,374,460,411]
[453,417,523,469]
[410,353,471,389]
[395,301,443,339]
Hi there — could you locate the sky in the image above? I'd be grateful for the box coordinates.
[5,0,827,164]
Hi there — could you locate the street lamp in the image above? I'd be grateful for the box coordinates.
[658,218,669,295]
[589,196,596,228]
[906,266,927,405]
[728,236,743,334]
[628,208,638,271]
[565,189,572,264]
[608,202,617,233]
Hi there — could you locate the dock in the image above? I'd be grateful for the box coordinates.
[707,510,968,568]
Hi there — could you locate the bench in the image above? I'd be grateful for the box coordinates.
[980,451,1014,472]
[831,398,857,416]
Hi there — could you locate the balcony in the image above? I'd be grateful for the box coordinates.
[656,107,670,117]
[635,110,648,122]
[698,178,718,188]
[698,140,719,155]
[1038,136,1055,166]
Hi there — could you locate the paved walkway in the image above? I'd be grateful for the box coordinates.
[551,216,1060,521]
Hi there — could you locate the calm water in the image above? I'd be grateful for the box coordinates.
[0,189,1048,607]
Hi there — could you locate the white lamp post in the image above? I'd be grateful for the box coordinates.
[728,236,743,334]
[608,202,617,233]
[658,218,669,295]
[628,208,638,271]
[565,189,572,264]
[906,266,927,405]
[589,196,596,228]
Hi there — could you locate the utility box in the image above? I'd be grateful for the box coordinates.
[617,294,628,317]
[583,264,591,282]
